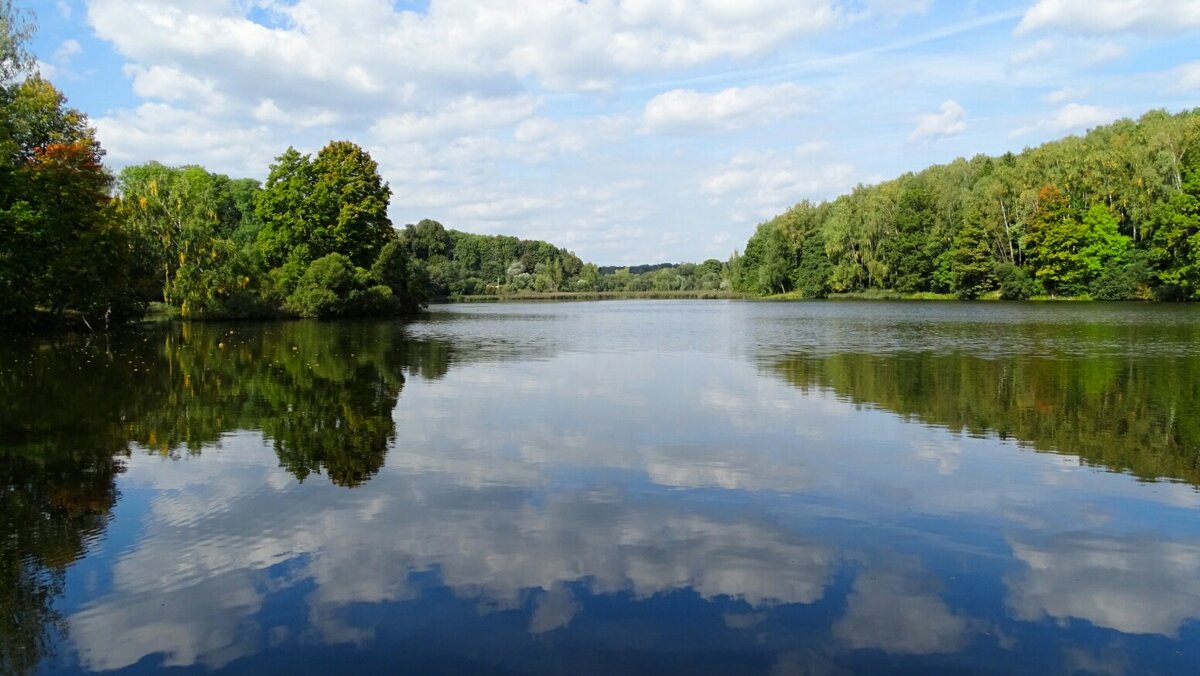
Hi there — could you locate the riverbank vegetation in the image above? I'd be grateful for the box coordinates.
[733,109,1200,301]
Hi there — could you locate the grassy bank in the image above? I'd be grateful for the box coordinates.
[450,290,748,302]
[822,290,957,301]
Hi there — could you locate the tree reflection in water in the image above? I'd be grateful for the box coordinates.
[0,320,454,671]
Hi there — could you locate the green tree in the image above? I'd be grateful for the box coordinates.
[1079,203,1130,281]
[792,230,833,298]
[257,141,394,273]
[1146,159,1200,299]
[951,209,994,299]
[1026,184,1088,296]
[285,253,393,318]
[372,239,428,313]
[0,67,140,324]
[115,163,263,313]
[883,187,941,293]
[994,262,1040,300]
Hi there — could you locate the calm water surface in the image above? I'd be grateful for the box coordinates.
[3,301,1199,675]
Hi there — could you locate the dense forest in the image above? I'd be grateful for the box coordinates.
[733,109,1200,300]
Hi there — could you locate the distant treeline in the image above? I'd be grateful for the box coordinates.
[733,109,1200,301]
[396,219,734,297]
[598,263,675,275]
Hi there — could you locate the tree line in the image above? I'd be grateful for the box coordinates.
[733,109,1200,300]
[394,217,737,296]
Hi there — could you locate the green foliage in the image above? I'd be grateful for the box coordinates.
[738,222,793,294]
[735,109,1200,302]
[108,143,426,320]
[257,141,393,270]
[792,230,833,298]
[284,253,394,318]
[115,162,265,314]
[372,239,428,313]
[951,210,994,299]
[0,67,143,325]
[1089,250,1153,300]
[994,262,1041,300]
[1146,158,1200,299]
[1024,184,1090,296]
[1080,203,1130,276]
[398,218,588,297]
[883,187,943,293]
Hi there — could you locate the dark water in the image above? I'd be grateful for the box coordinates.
[3,301,1199,675]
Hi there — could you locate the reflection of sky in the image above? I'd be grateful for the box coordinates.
[53,303,1200,674]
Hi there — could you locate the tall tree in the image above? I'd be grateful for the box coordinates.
[1147,158,1200,299]
[951,208,994,299]
[256,141,394,273]
[1025,184,1088,296]
[0,37,139,324]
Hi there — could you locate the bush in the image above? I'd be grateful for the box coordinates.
[284,253,396,318]
[994,263,1041,300]
[1089,252,1153,300]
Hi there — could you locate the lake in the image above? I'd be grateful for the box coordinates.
[3,300,1199,675]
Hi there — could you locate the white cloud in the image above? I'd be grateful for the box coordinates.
[94,103,274,177]
[36,60,58,80]
[1009,102,1122,138]
[57,1,72,19]
[1017,0,1200,35]
[833,566,970,655]
[511,116,633,160]
[1010,39,1057,66]
[370,95,539,143]
[1006,533,1200,636]
[1042,86,1085,104]
[53,38,83,63]
[643,83,812,134]
[700,147,856,220]
[124,64,225,112]
[1086,41,1127,65]
[866,0,931,17]
[1052,102,1124,132]
[86,0,841,99]
[1176,61,1200,90]
[909,100,967,142]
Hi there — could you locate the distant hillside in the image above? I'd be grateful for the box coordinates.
[735,108,1200,301]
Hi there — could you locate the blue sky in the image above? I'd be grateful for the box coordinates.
[28,0,1200,265]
